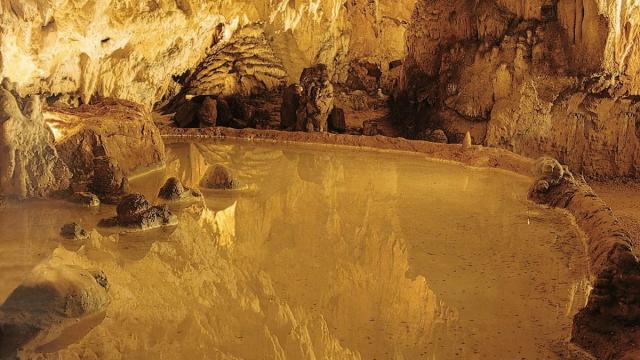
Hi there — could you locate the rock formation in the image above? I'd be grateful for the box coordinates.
[0,80,70,198]
[52,98,165,184]
[158,177,202,203]
[281,84,303,130]
[296,64,335,132]
[99,193,178,230]
[528,157,640,360]
[0,0,416,107]
[0,262,109,357]
[200,165,240,190]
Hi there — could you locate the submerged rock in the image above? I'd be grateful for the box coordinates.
[71,192,100,207]
[99,193,177,230]
[0,263,109,356]
[158,177,202,202]
[199,165,239,190]
[60,223,89,241]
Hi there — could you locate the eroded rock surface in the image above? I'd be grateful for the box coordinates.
[296,64,334,132]
[158,177,202,204]
[0,81,70,198]
[0,262,108,357]
[99,193,177,230]
[51,98,165,185]
[199,165,239,190]
[528,157,640,359]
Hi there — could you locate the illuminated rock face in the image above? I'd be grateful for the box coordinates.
[0,0,416,107]
[402,0,640,178]
[0,81,70,198]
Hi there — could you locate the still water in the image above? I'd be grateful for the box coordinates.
[0,141,591,359]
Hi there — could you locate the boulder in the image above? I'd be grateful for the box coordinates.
[71,192,100,207]
[362,120,379,136]
[158,177,202,202]
[296,64,334,132]
[60,223,89,240]
[346,59,382,93]
[0,263,109,356]
[99,193,178,230]
[328,107,347,133]
[52,98,165,187]
[281,84,302,130]
[200,165,239,190]
[0,80,70,198]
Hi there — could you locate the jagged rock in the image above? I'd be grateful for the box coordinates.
[296,64,334,132]
[0,263,109,357]
[60,223,89,241]
[281,84,303,130]
[158,177,202,202]
[418,129,448,143]
[329,107,347,133]
[363,120,379,136]
[529,157,573,194]
[0,80,70,198]
[53,98,165,186]
[71,192,100,207]
[346,59,382,93]
[99,193,177,230]
[200,165,239,190]
[89,156,129,204]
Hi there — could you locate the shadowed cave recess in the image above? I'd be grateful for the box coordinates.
[1,0,640,359]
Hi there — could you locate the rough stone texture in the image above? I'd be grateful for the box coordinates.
[0,0,417,107]
[100,193,177,230]
[88,156,129,204]
[51,98,165,185]
[60,223,89,241]
[400,1,640,178]
[0,81,70,198]
[182,23,287,98]
[363,120,379,136]
[158,177,202,202]
[199,165,238,190]
[297,64,334,132]
[528,157,640,360]
[197,97,218,128]
[71,192,100,207]
[0,262,108,357]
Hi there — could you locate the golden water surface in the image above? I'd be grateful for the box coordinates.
[0,141,591,359]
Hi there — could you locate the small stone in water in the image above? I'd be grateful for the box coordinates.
[60,223,89,240]
[71,192,100,207]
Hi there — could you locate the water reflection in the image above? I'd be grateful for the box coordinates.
[0,140,591,359]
